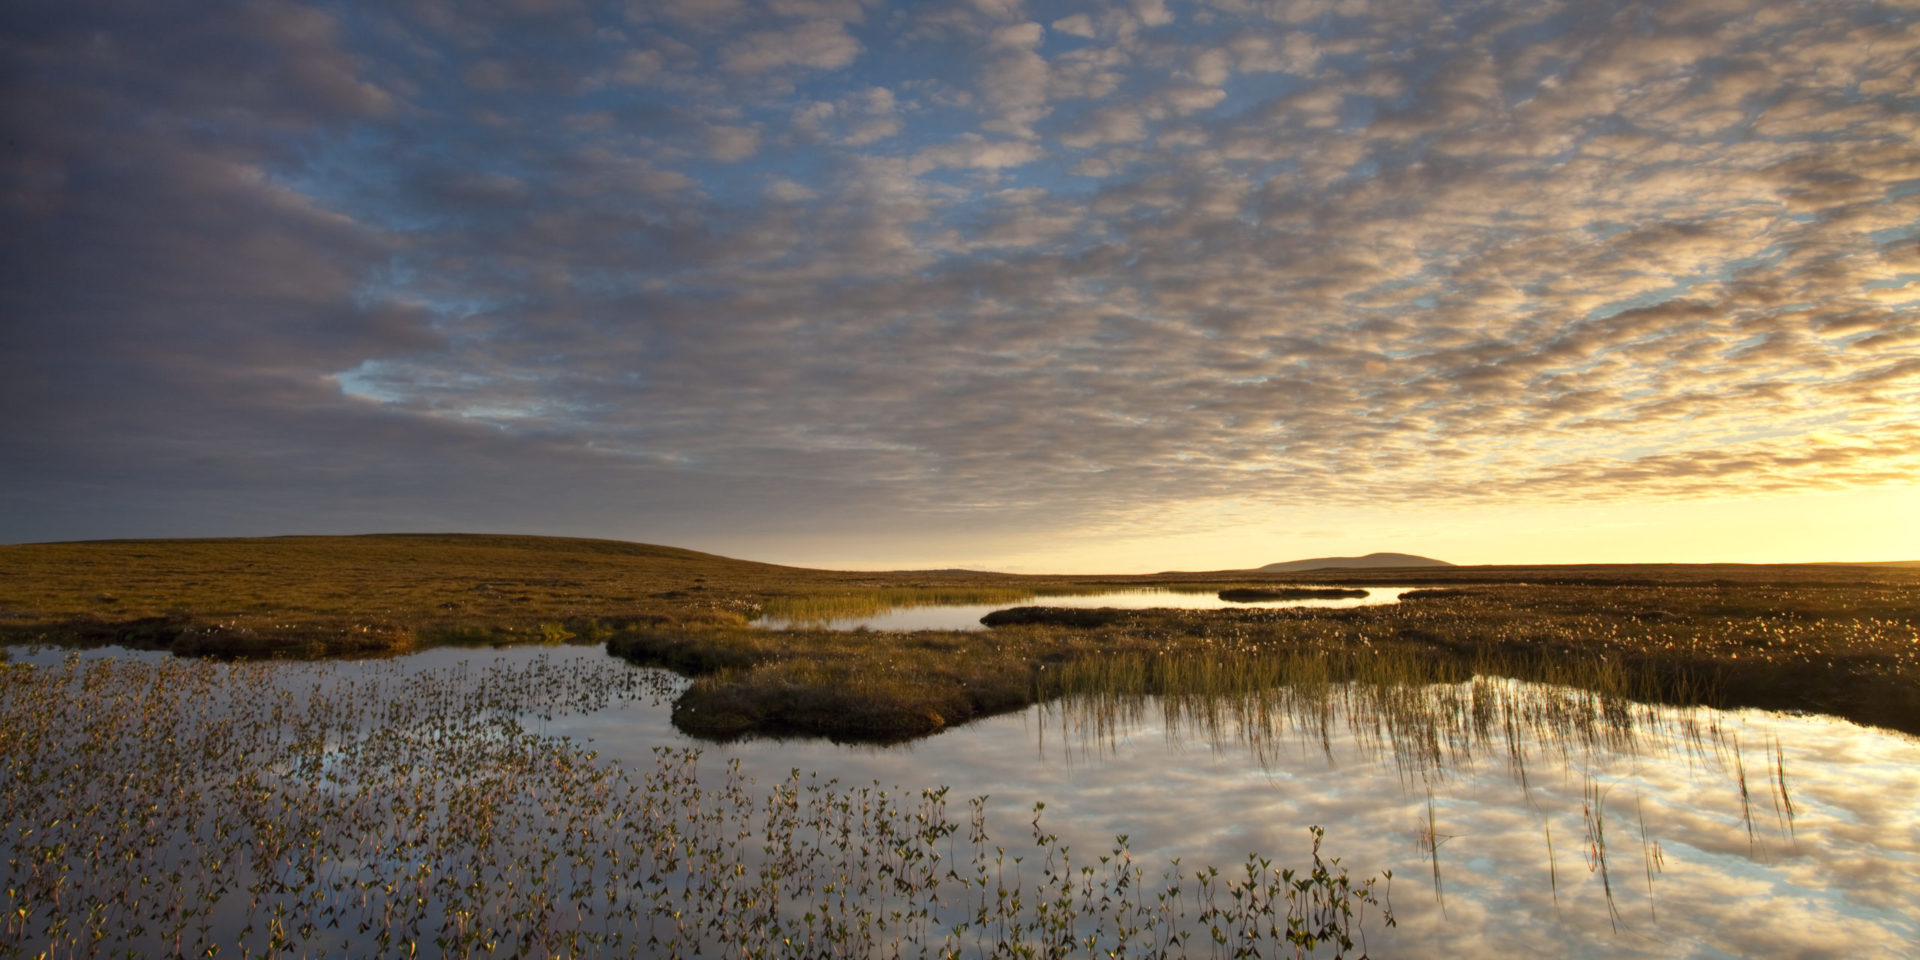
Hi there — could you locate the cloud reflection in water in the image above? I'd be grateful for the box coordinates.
[553,654,1920,958]
[29,643,1898,958]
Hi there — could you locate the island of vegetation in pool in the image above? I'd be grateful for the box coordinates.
[4,533,1917,743]
[5,533,1919,958]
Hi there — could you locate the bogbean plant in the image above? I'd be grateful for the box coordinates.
[1,654,1392,960]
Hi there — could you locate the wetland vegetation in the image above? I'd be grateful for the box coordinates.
[3,533,1916,741]
[0,653,1394,959]
[3,534,1918,957]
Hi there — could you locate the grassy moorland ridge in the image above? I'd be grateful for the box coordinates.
[0,533,1042,652]
[3,533,1918,740]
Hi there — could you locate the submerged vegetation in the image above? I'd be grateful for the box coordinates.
[0,654,1393,959]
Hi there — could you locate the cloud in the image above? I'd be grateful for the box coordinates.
[1163,84,1225,114]
[705,124,762,161]
[1229,30,1319,74]
[4,0,1918,560]
[1051,14,1095,39]
[1130,0,1173,29]
[792,86,900,145]
[909,134,1046,172]
[636,0,748,27]
[720,19,861,73]
[1060,106,1148,147]
[977,21,1052,137]
[764,177,818,202]
[608,49,664,84]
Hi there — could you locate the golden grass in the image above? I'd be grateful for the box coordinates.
[0,534,1081,656]
[620,581,1920,740]
[5,534,1918,741]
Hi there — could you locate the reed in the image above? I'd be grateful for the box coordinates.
[1770,734,1796,838]
[1636,792,1661,922]
[1582,777,1620,933]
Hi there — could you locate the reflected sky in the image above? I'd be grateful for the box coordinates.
[751,586,1413,631]
[11,643,1917,958]
[680,700,1920,959]
[528,647,1920,958]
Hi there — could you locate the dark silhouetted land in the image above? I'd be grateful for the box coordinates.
[1255,552,1455,572]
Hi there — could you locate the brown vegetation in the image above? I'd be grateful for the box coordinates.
[4,534,1917,741]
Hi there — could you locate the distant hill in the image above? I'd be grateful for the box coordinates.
[1258,552,1454,572]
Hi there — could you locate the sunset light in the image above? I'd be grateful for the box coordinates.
[6,5,1920,953]
[5,0,1917,567]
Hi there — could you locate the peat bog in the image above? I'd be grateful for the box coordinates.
[3,534,1918,957]
[5,534,1916,742]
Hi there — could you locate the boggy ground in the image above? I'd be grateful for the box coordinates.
[4,534,1917,740]
[0,534,1108,655]
[617,582,1920,741]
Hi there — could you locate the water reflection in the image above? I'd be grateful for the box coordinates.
[559,655,1920,959]
[7,644,1917,958]
[752,586,1415,631]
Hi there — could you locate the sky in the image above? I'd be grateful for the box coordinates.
[2,0,1917,572]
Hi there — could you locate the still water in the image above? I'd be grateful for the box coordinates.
[543,649,1920,958]
[752,586,1416,631]
[7,643,1917,958]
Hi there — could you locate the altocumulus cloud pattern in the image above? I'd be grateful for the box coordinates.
[2,0,1917,549]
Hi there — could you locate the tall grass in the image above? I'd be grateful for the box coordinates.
[1034,647,1698,780]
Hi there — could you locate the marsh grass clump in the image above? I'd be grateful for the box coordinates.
[606,577,1919,742]
[610,626,1039,741]
[0,654,1393,960]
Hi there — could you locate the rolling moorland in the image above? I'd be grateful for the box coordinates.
[3,533,1918,741]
